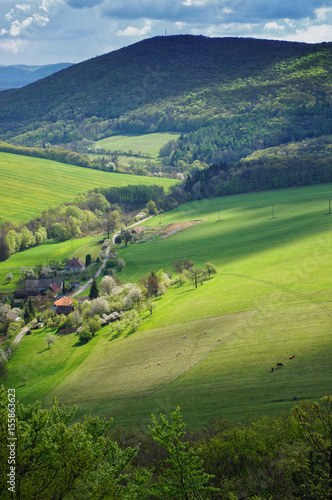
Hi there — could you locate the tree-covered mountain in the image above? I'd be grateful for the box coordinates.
[0,63,72,92]
[0,35,331,179]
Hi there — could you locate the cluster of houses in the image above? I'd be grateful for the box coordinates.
[12,257,86,315]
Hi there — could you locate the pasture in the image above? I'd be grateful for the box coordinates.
[0,152,177,223]
[4,183,332,427]
[95,132,181,158]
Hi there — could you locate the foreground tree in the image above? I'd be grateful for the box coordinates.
[0,386,151,499]
[148,407,216,499]
[292,395,332,499]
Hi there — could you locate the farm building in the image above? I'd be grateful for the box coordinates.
[53,296,74,315]
[131,225,146,235]
[23,278,63,297]
[65,257,85,272]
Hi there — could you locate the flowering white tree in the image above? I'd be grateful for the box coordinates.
[100,276,116,295]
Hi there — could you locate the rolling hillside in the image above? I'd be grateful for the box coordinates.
[0,36,330,179]
[0,151,177,223]
[4,184,332,426]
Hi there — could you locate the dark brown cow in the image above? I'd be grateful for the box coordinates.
[276,362,283,368]
[271,366,274,372]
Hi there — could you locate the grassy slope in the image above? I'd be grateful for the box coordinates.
[4,184,332,427]
[0,235,103,292]
[96,132,181,157]
[0,152,177,223]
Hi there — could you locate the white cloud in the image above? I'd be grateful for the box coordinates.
[39,0,65,14]
[284,18,295,28]
[5,9,16,20]
[117,20,152,36]
[175,21,187,29]
[264,22,285,31]
[16,4,31,13]
[315,6,332,22]
[222,8,232,15]
[0,38,27,53]
[287,23,332,43]
[183,0,210,5]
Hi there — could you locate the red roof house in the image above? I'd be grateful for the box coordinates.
[53,296,74,315]
[65,257,85,272]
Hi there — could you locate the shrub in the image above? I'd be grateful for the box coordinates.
[79,326,92,343]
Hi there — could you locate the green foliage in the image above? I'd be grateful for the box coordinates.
[146,200,158,215]
[204,262,217,278]
[148,407,216,499]
[0,386,150,499]
[291,396,332,498]
[23,299,34,324]
[44,332,56,349]
[0,140,93,169]
[184,136,332,198]
[79,325,93,343]
[89,279,99,300]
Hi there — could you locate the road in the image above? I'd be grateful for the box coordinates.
[72,216,154,298]
[13,319,37,345]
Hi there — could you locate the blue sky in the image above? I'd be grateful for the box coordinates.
[0,0,331,65]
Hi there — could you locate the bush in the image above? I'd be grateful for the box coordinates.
[105,259,116,269]
[79,326,92,343]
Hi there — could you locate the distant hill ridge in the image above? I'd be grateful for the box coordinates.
[0,63,72,91]
[0,35,330,169]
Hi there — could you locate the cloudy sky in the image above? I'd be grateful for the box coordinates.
[0,0,331,66]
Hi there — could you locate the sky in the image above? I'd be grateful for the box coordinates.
[0,0,331,66]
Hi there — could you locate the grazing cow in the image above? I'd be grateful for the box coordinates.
[276,362,284,368]
[289,355,295,359]
[271,366,274,372]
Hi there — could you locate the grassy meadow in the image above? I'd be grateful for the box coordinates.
[96,132,181,157]
[94,132,181,168]
[4,183,332,427]
[0,151,177,223]
[0,235,103,293]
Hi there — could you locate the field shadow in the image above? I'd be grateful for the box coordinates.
[108,331,122,342]
[37,348,50,354]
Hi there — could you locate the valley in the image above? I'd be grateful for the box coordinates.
[3,184,332,427]
[0,34,332,497]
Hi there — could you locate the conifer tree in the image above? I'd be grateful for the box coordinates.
[89,279,99,300]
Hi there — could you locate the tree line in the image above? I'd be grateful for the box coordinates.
[0,386,331,499]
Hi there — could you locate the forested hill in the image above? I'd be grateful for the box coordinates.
[0,35,331,149]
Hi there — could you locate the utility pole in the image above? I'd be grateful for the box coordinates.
[218,208,221,222]
[270,204,277,219]
[329,199,331,214]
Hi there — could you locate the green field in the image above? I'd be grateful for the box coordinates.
[0,152,177,223]
[96,132,181,157]
[4,184,332,427]
[0,235,103,292]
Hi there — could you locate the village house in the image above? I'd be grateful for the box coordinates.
[131,225,146,235]
[53,296,74,315]
[65,257,85,272]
